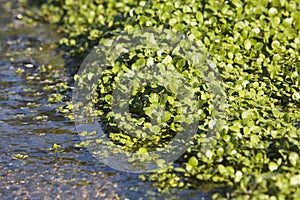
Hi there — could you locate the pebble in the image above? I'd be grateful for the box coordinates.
[16,14,22,20]
[24,63,34,68]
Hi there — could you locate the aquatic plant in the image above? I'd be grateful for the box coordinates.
[36,0,300,199]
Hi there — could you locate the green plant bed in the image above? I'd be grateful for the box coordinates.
[35,0,300,199]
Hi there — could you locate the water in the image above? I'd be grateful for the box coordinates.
[0,1,213,199]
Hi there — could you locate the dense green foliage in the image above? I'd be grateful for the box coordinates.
[36,0,300,199]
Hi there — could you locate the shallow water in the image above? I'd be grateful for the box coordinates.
[0,1,215,199]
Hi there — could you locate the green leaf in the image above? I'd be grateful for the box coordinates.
[289,152,299,166]
[149,93,160,103]
[136,58,146,67]
[250,134,260,145]
[244,39,251,50]
[268,162,278,172]
[291,175,300,186]
[104,94,112,103]
[188,156,198,168]
[149,125,161,133]
[137,147,148,154]
[162,111,172,122]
